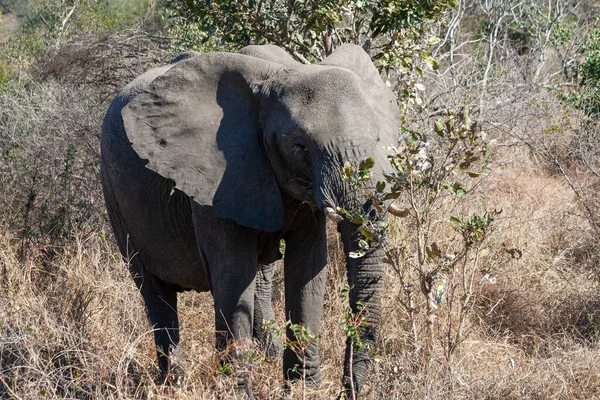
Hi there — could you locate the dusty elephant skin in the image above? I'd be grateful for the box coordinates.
[100,44,399,398]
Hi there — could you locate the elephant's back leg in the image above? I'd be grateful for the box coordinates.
[100,74,207,383]
[100,159,187,383]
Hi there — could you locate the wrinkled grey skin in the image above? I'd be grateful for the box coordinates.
[100,44,399,397]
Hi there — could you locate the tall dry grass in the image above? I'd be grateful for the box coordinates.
[2,166,600,399]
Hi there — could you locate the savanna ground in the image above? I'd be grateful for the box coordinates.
[2,1,600,399]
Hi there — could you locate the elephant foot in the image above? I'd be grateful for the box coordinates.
[216,339,256,398]
[265,338,283,359]
[258,331,283,359]
[283,369,322,393]
[302,372,322,390]
[281,375,322,399]
[215,362,255,399]
[283,347,322,389]
[170,364,185,387]
[214,364,255,399]
[236,367,255,400]
[159,363,185,387]
[338,376,360,400]
[158,345,185,387]
[283,371,322,388]
[235,387,255,400]
[254,318,284,360]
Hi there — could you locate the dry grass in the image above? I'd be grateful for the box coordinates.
[2,161,600,399]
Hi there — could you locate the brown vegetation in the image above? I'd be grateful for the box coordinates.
[2,163,600,399]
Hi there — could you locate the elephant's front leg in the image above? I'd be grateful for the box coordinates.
[191,205,258,393]
[283,211,327,387]
[211,257,256,357]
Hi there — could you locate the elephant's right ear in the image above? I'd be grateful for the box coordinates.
[320,45,399,142]
[122,53,285,232]
[320,44,400,176]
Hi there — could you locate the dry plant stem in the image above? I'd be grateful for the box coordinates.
[446,240,483,362]
[0,375,22,400]
[303,353,306,400]
[408,173,425,267]
[349,345,356,400]
[408,290,419,349]
[424,285,436,364]
[440,0,465,67]
[460,248,482,337]
[404,174,426,358]
[555,159,600,233]
[409,170,436,362]
[388,248,419,350]
[406,285,418,350]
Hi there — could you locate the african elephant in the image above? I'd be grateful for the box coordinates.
[100,44,399,397]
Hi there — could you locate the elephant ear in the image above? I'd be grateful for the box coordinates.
[122,52,284,232]
[239,44,300,65]
[320,45,399,172]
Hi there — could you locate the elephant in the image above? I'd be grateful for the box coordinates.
[100,43,399,397]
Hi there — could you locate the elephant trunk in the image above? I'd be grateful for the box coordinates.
[339,219,386,395]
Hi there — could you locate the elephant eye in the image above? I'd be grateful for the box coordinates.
[291,139,308,158]
[295,143,307,152]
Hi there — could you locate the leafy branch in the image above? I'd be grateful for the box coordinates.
[339,107,512,365]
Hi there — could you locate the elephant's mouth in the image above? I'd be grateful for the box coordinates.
[283,177,313,203]
[283,178,343,223]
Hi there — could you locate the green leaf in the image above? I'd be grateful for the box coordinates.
[449,216,461,224]
[423,55,439,70]
[359,226,375,241]
[349,250,366,258]
[425,35,442,45]
[450,182,467,197]
[434,120,444,135]
[359,156,375,170]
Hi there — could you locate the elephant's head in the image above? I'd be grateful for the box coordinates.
[121,44,399,393]
[256,66,388,212]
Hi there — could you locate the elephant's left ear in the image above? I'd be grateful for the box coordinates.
[122,53,284,232]
[320,44,399,151]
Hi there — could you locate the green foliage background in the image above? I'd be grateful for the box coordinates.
[164,0,452,69]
